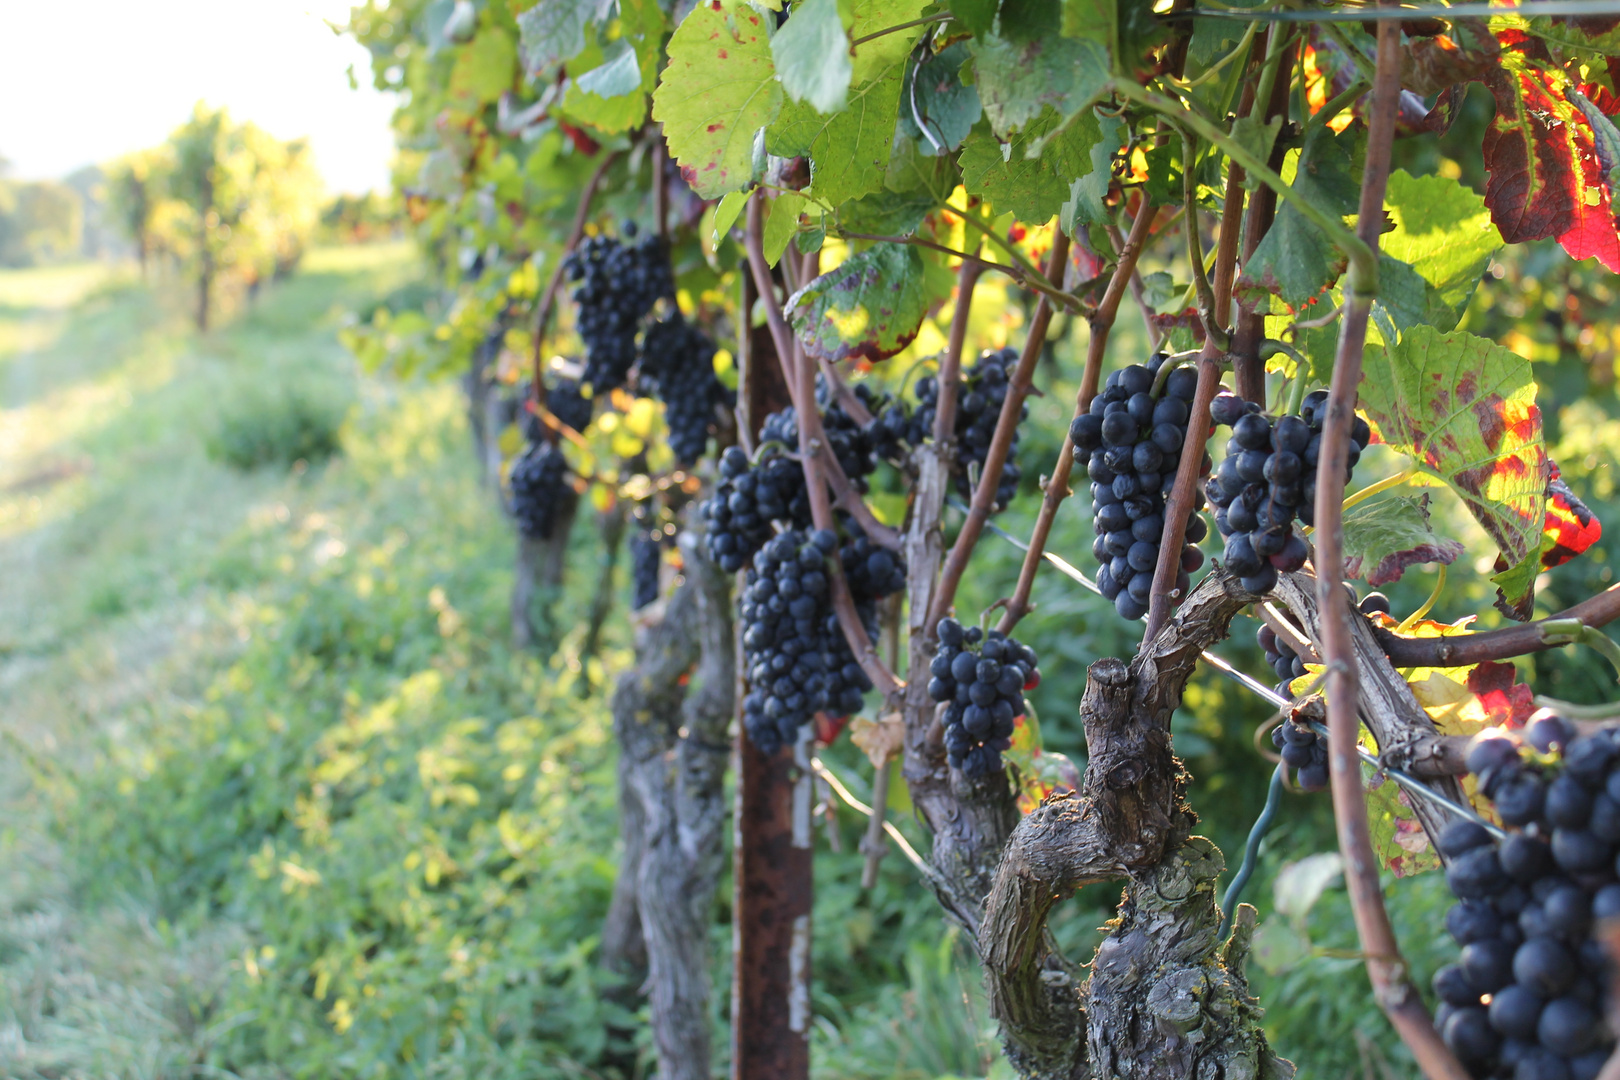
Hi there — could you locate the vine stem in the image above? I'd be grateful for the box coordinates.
[1231,30,1295,403]
[745,196,900,694]
[530,149,621,400]
[930,232,1071,631]
[837,229,1084,315]
[1314,16,1468,1080]
[652,137,668,242]
[1340,465,1416,513]
[998,203,1155,632]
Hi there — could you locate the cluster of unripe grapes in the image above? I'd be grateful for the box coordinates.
[562,222,674,394]
[738,526,900,754]
[1206,389,1368,594]
[639,313,734,466]
[926,619,1039,777]
[1071,356,1208,619]
[1433,715,1620,1078]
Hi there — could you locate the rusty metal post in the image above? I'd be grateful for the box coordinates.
[730,256,812,1080]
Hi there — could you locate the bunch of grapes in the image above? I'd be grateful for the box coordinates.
[872,349,1027,509]
[1430,713,1620,1079]
[702,388,880,574]
[509,442,571,539]
[925,618,1040,777]
[1260,620,1329,789]
[640,314,734,465]
[1205,389,1370,595]
[521,376,594,443]
[630,507,663,610]
[1069,357,1209,620]
[562,223,673,394]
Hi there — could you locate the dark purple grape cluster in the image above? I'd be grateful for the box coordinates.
[1206,390,1369,595]
[926,619,1040,777]
[1259,617,1330,790]
[701,388,880,574]
[878,348,1027,510]
[639,314,734,465]
[520,376,594,443]
[1430,714,1620,1078]
[508,442,570,540]
[738,528,897,754]
[1070,357,1209,620]
[562,223,673,394]
[702,446,806,573]
[630,507,663,610]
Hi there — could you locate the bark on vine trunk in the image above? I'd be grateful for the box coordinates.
[606,530,736,1080]
[982,569,1295,1079]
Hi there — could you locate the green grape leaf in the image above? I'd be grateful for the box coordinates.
[1061,108,1124,231]
[517,0,608,73]
[945,0,999,36]
[1358,325,1550,620]
[1364,767,1441,877]
[849,0,932,84]
[1060,0,1116,52]
[1381,170,1503,333]
[970,32,1111,136]
[713,189,752,245]
[575,39,641,98]
[909,42,981,154]
[764,191,810,266]
[962,107,1102,224]
[772,0,852,114]
[1234,125,1364,312]
[1342,494,1466,587]
[839,188,938,235]
[786,243,934,362]
[450,27,517,104]
[653,4,782,199]
[768,64,905,208]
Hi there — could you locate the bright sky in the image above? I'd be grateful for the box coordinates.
[0,1,398,194]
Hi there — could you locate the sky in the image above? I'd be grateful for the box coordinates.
[0,1,398,194]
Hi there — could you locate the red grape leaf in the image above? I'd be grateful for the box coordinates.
[1540,463,1603,569]
[1358,325,1550,620]
[1341,493,1465,587]
[1479,31,1620,270]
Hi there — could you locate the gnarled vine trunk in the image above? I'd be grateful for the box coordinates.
[605,530,735,1080]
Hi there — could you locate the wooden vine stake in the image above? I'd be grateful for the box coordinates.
[731,196,811,1080]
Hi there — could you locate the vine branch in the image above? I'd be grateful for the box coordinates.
[530,149,621,398]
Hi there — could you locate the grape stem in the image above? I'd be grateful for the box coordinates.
[997,201,1157,633]
[1339,465,1416,513]
[1180,128,1232,352]
[1310,13,1468,1078]
[1395,563,1446,632]
[931,232,1072,630]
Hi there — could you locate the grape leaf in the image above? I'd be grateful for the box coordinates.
[970,32,1111,137]
[652,4,782,199]
[838,189,938,236]
[786,243,933,362]
[767,64,904,208]
[575,39,641,98]
[1341,494,1465,587]
[450,27,517,104]
[771,0,852,114]
[1380,170,1503,332]
[763,191,809,266]
[1061,109,1124,231]
[1060,0,1116,53]
[909,42,981,155]
[1479,31,1620,270]
[961,107,1101,225]
[1234,125,1363,312]
[712,189,751,245]
[1363,771,1440,878]
[946,0,999,37]
[1542,465,1603,569]
[1358,325,1550,620]
[517,0,609,73]
[849,0,933,84]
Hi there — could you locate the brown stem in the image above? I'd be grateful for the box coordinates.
[935,262,987,448]
[1142,356,1220,639]
[1230,33,1295,405]
[1378,585,1620,667]
[744,196,800,391]
[998,206,1154,632]
[531,149,621,398]
[931,233,1071,630]
[838,230,1084,314]
[652,137,668,242]
[1316,18,1468,1080]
